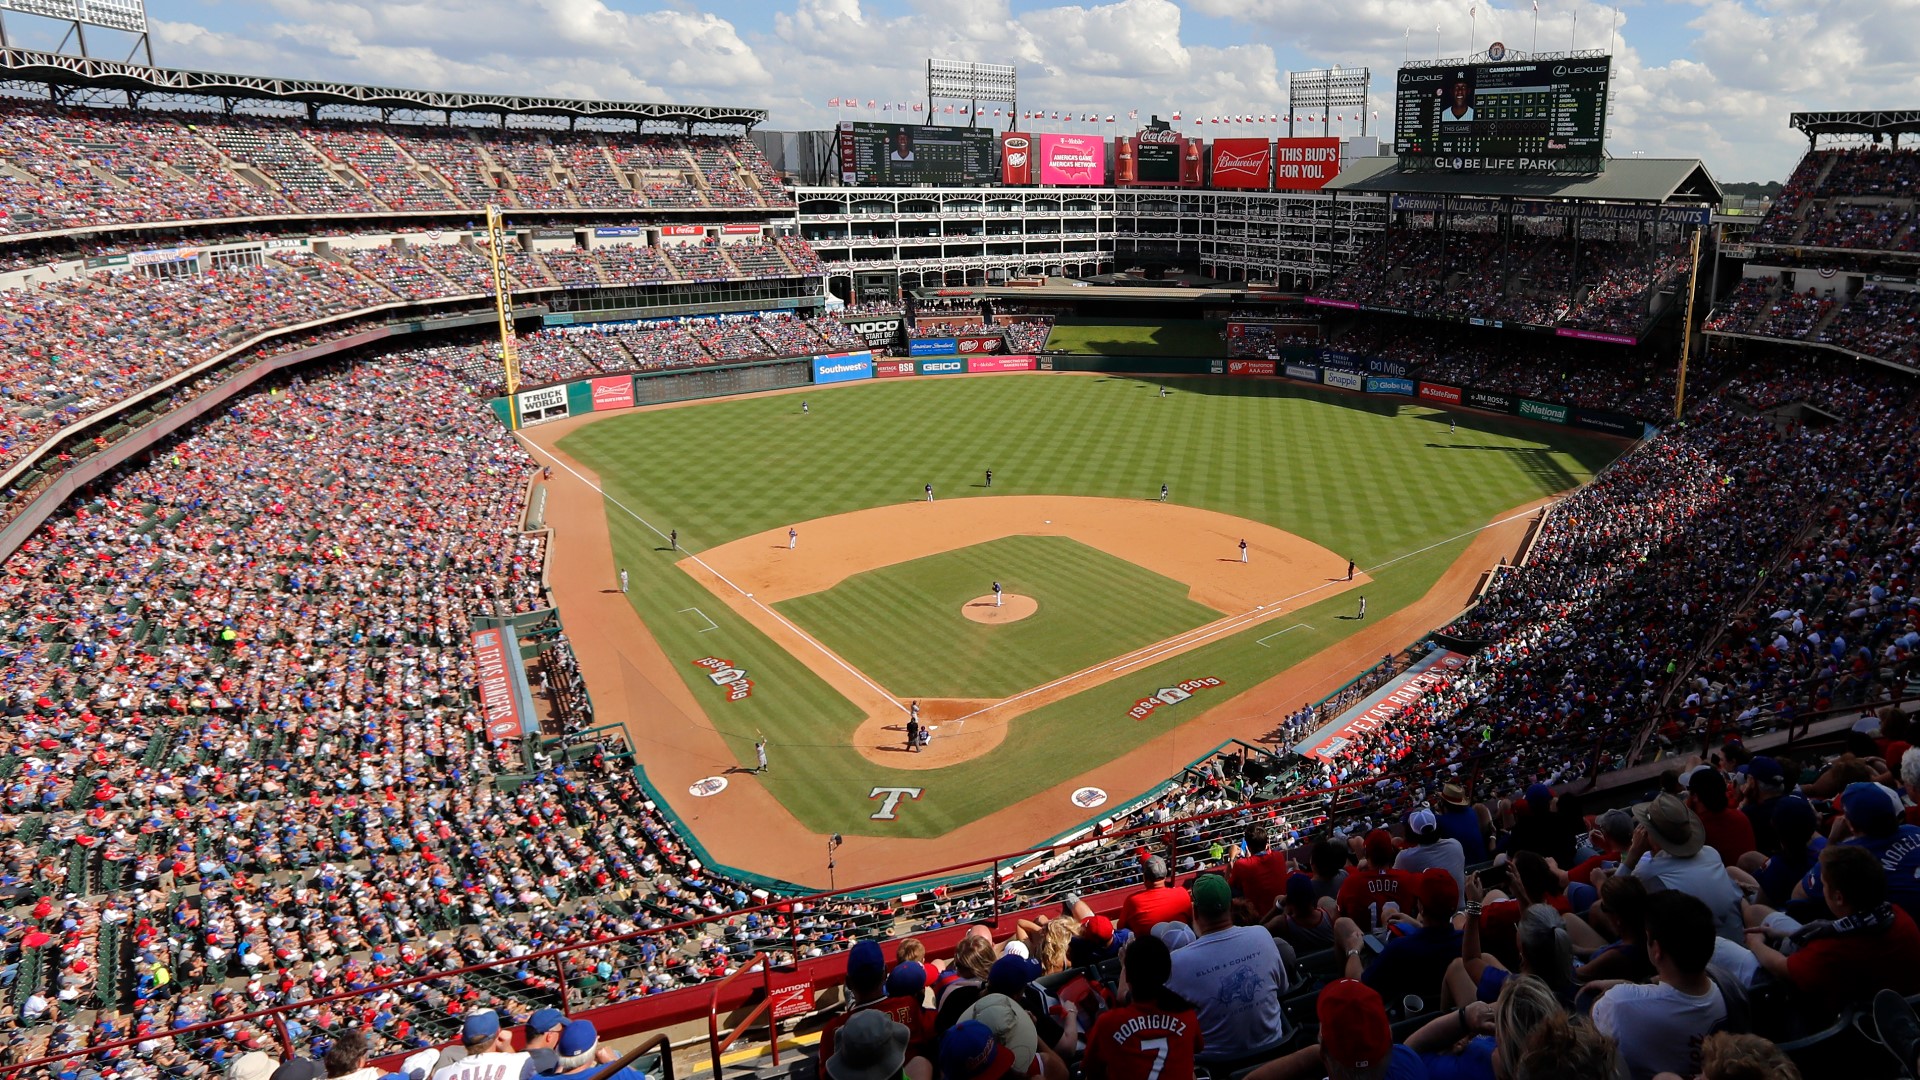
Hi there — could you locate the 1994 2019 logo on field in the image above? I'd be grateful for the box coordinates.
[1128,677,1223,720]
[692,656,753,701]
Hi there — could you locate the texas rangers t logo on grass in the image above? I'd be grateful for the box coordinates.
[869,786,923,820]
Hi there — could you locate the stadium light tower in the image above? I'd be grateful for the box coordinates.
[927,58,1016,128]
[1288,67,1371,138]
[484,205,524,428]
[0,0,153,63]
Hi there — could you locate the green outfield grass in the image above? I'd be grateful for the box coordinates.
[557,373,1627,839]
[774,535,1221,699]
[1044,317,1228,357]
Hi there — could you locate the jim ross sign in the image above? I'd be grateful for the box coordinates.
[838,316,902,348]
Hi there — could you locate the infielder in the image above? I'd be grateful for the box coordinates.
[1346,559,1355,581]
[754,736,768,773]
[788,526,797,550]
[1159,483,1169,502]
[992,580,1003,607]
[618,568,629,593]
[669,529,677,551]
[1357,595,1368,620]
[925,483,934,502]
[1239,539,1248,563]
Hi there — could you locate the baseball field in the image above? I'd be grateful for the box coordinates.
[524,372,1625,872]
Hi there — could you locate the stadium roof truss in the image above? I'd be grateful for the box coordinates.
[1328,155,1722,206]
[0,46,769,129]
[1790,110,1920,145]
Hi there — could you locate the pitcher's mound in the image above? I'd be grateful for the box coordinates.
[963,594,1037,624]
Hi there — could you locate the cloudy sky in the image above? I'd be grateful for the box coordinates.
[24,0,1920,183]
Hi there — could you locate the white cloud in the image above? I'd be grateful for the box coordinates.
[147,0,1920,180]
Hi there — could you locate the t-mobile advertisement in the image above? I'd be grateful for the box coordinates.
[1037,134,1107,185]
[1272,138,1343,190]
[1209,138,1273,190]
[1000,132,1034,186]
[966,355,1037,373]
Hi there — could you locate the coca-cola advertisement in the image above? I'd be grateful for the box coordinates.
[1181,137,1205,186]
[1000,132,1033,186]
[1115,130,1202,188]
[1209,139,1273,190]
[1272,138,1343,191]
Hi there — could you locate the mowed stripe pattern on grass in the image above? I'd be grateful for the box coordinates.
[556,375,1625,836]
[773,535,1222,699]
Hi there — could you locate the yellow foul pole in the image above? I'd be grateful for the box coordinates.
[1674,227,1704,423]
[486,205,523,428]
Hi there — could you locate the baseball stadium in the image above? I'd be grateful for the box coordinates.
[0,5,1916,1080]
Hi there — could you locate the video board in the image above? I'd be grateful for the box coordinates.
[837,121,999,186]
[1115,130,1203,188]
[1394,57,1610,171]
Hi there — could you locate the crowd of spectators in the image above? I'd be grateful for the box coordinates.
[0,103,790,236]
[1754,147,1920,251]
[1708,276,1920,370]
[1315,227,1691,338]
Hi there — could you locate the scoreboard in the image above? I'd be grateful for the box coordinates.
[1395,57,1610,170]
[837,122,999,186]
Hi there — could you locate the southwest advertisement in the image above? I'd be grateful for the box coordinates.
[1272,138,1343,190]
[811,351,874,385]
[1208,138,1273,190]
[1037,134,1107,186]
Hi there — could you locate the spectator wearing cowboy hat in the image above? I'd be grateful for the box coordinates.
[1622,793,1747,941]
[1434,783,1491,864]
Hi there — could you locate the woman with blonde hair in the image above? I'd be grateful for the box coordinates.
[1038,917,1077,975]
[1404,972,1567,1079]
[932,931,997,1034]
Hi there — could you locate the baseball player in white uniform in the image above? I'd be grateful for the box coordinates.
[992,580,1003,607]
[788,527,797,550]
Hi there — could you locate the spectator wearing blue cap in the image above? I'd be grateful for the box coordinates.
[1791,781,1920,921]
[818,941,891,1066]
[523,1009,566,1074]
[540,1021,636,1080]
[432,1011,532,1080]
[939,1020,1017,1080]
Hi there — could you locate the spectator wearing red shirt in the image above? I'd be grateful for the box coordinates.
[1745,843,1920,1016]
[1337,830,1419,931]
[1227,823,1291,917]
[1119,857,1192,938]
[1688,767,1756,866]
[1083,935,1200,1080]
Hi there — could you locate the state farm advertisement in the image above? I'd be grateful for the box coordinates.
[966,355,1037,373]
[1000,132,1034,186]
[1037,134,1107,186]
[1273,138,1342,190]
[1209,139,1273,190]
[590,376,635,411]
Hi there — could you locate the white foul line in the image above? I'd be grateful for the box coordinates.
[519,436,908,714]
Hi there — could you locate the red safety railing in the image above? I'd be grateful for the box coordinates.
[707,953,778,1079]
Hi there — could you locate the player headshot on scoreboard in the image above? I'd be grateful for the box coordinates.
[890,129,915,162]
[1443,75,1476,122]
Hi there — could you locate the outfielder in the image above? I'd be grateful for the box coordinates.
[754,736,769,773]
[1159,483,1169,502]
[1450,416,1456,436]
[802,400,809,415]
[925,483,934,502]
[788,527,797,550]
[669,529,677,551]
[985,469,993,488]
[992,580,1003,607]
[1357,595,1368,620]
[1160,386,1169,399]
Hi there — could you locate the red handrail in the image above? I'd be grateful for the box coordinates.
[707,953,778,1079]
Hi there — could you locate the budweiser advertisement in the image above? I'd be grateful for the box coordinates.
[1272,138,1342,190]
[1037,134,1107,185]
[1208,139,1273,190]
[1000,132,1033,186]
